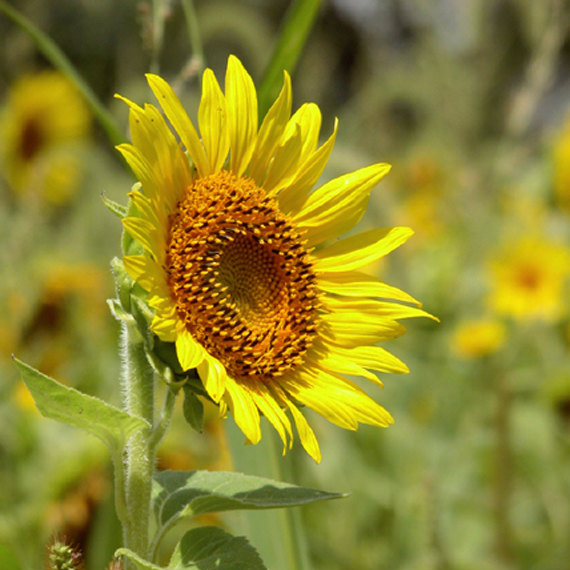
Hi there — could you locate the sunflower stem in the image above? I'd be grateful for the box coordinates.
[119,320,155,568]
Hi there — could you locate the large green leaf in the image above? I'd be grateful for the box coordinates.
[14,357,149,453]
[118,528,266,570]
[153,470,344,528]
[168,527,266,570]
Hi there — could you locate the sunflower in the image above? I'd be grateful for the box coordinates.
[487,235,569,323]
[451,318,507,359]
[0,71,91,204]
[117,55,431,462]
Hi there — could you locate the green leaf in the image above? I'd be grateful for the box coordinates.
[168,526,266,570]
[257,0,323,116]
[101,193,128,218]
[182,387,204,432]
[152,470,344,529]
[13,357,149,453]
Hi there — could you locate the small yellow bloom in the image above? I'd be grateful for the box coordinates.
[117,56,432,462]
[487,236,569,322]
[451,318,507,359]
[0,71,90,204]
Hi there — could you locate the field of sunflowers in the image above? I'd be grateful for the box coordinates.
[1,1,569,569]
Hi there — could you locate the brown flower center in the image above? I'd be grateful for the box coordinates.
[166,170,319,382]
[20,116,44,161]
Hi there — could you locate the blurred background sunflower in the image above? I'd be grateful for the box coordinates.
[1,1,569,570]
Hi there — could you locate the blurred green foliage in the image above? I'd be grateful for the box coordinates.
[1,1,569,569]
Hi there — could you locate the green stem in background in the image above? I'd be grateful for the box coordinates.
[0,0,124,147]
[120,320,156,567]
[257,0,323,117]
[505,0,567,138]
[226,421,312,570]
[494,372,513,568]
[150,0,166,74]
[181,0,205,76]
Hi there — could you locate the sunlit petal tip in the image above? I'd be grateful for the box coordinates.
[114,93,141,110]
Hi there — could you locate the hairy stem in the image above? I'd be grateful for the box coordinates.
[120,320,155,566]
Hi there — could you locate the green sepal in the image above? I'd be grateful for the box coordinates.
[122,192,144,256]
[13,357,149,454]
[113,550,162,570]
[107,298,131,323]
[182,387,204,432]
[131,295,155,348]
[110,256,134,314]
[101,192,127,219]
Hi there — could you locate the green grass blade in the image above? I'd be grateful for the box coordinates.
[0,0,125,147]
[257,0,323,117]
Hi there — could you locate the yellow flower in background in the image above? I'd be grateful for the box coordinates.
[0,71,91,204]
[118,55,432,462]
[451,318,507,359]
[487,236,569,322]
[553,116,570,210]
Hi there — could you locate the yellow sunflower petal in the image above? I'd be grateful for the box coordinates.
[122,217,159,255]
[314,226,414,273]
[248,381,293,454]
[175,329,206,371]
[308,351,382,385]
[302,367,394,427]
[320,311,406,346]
[150,313,177,342]
[328,344,410,375]
[283,103,322,162]
[282,373,358,430]
[225,55,257,176]
[262,125,304,194]
[145,73,209,177]
[116,144,161,203]
[273,384,321,463]
[323,295,436,321]
[294,163,391,247]
[277,119,338,214]
[123,255,162,292]
[117,99,191,209]
[127,189,164,230]
[197,352,227,403]
[318,271,421,305]
[198,68,230,173]
[249,71,292,184]
[224,378,261,444]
